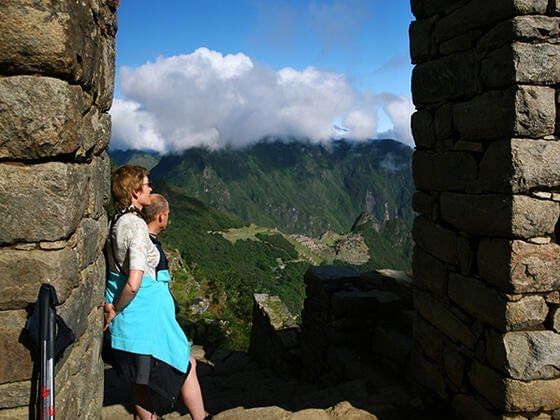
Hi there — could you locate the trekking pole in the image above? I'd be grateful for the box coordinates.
[39,285,56,419]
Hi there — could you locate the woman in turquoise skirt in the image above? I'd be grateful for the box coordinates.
[103,165,209,420]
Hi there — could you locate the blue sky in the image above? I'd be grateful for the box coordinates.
[112,1,415,152]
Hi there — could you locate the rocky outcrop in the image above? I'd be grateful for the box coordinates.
[410,1,560,418]
[0,1,117,417]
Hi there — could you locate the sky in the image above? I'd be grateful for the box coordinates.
[111,0,415,153]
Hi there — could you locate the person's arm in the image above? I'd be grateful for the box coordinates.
[104,216,150,330]
[103,269,143,330]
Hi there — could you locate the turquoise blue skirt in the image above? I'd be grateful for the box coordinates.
[105,270,190,373]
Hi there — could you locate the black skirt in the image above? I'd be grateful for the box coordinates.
[111,348,190,414]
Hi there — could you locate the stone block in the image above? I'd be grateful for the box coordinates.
[0,76,87,160]
[0,0,117,110]
[408,349,447,399]
[0,162,89,244]
[412,51,480,106]
[478,16,560,51]
[453,85,556,141]
[87,153,111,219]
[413,150,477,191]
[56,309,103,419]
[411,110,434,149]
[553,307,560,333]
[0,381,29,409]
[479,139,560,193]
[409,18,436,64]
[451,394,497,420]
[80,107,112,158]
[0,407,28,419]
[0,310,33,384]
[443,347,466,387]
[413,216,474,269]
[478,239,560,293]
[412,246,447,295]
[414,289,476,348]
[448,273,548,331]
[414,314,444,361]
[433,103,453,141]
[70,217,106,270]
[487,330,560,380]
[440,193,559,238]
[439,31,479,56]
[482,43,560,88]
[470,361,560,412]
[0,248,79,310]
[412,192,435,216]
[434,0,548,43]
[59,255,105,341]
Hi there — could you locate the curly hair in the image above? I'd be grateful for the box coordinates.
[111,165,149,210]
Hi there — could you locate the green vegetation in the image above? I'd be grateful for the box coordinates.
[109,139,414,351]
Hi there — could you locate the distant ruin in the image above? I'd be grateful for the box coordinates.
[1,0,559,418]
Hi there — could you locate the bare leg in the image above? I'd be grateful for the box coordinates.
[133,384,157,420]
[180,357,207,420]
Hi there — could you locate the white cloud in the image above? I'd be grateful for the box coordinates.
[110,48,414,152]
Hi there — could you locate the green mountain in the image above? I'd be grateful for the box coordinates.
[110,149,161,170]
[108,139,415,350]
[150,138,414,238]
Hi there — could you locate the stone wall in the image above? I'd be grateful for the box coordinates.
[248,294,301,378]
[0,1,117,418]
[300,267,413,386]
[409,0,560,417]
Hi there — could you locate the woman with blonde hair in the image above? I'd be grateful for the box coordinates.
[104,165,209,420]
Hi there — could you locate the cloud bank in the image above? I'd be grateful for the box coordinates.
[111,48,414,153]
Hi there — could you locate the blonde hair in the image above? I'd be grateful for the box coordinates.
[111,165,149,210]
[142,193,169,223]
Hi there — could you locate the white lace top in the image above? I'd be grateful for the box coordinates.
[106,212,160,280]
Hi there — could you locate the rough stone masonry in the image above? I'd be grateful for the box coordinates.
[0,1,117,418]
[410,0,560,418]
